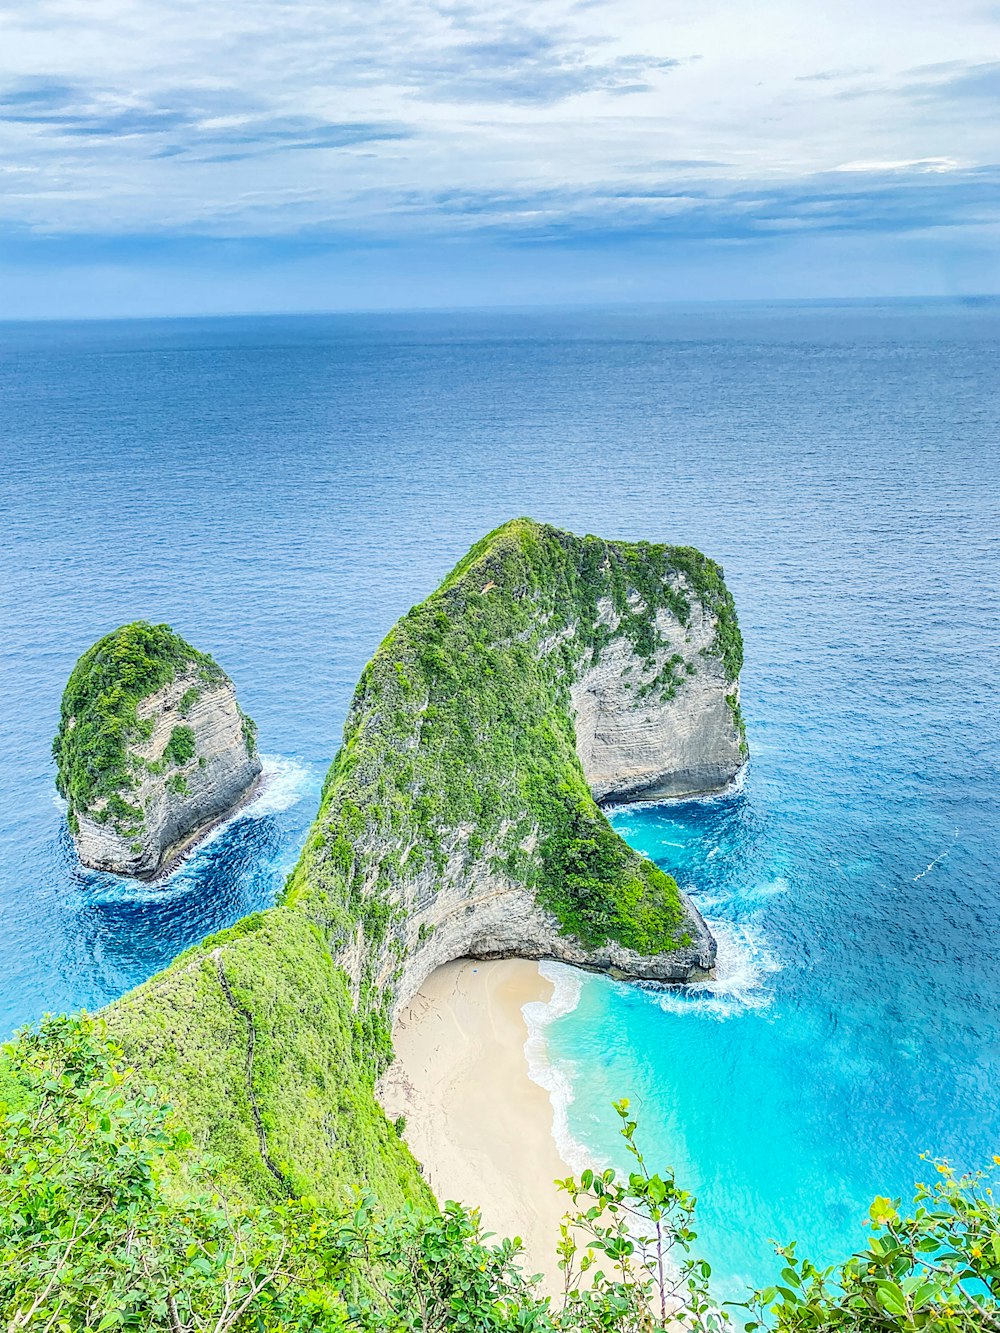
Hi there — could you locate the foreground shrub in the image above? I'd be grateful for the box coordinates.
[2,1016,999,1331]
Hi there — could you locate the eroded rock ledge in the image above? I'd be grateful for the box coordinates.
[54,622,261,877]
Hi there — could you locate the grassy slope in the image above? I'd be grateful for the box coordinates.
[106,519,742,1211]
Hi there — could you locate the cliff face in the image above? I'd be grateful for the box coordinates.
[572,595,744,803]
[55,623,261,878]
[107,522,746,1209]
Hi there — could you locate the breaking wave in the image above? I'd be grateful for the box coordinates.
[522,961,597,1173]
[639,920,780,1020]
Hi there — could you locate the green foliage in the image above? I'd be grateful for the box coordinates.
[726,692,749,759]
[0,1054,28,1118]
[553,1098,726,1331]
[108,909,429,1215]
[52,622,224,829]
[166,773,189,797]
[6,1017,992,1333]
[163,724,196,766]
[240,707,259,758]
[743,1158,1000,1332]
[0,1017,725,1332]
[0,1014,414,1332]
[109,521,740,1219]
[179,686,201,716]
[286,519,740,964]
[538,789,685,953]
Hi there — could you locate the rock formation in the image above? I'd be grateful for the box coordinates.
[107,520,747,1207]
[288,519,745,1010]
[54,622,261,877]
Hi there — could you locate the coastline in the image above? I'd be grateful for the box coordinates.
[378,958,577,1294]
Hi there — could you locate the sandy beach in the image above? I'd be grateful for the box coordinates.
[378,958,575,1293]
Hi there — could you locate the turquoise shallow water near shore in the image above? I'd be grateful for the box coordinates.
[1,301,998,1294]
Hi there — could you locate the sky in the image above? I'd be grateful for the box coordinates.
[1,0,1000,315]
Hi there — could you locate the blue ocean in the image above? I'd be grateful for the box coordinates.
[1,302,998,1297]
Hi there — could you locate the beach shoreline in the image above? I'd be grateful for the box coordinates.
[378,958,575,1293]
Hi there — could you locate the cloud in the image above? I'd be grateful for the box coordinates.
[0,79,410,159]
[901,59,1000,103]
[363,162,1000,247]
[0,0,998,310]
[406,25,679,104]
[833,158,961,173]
[795,67,875,83]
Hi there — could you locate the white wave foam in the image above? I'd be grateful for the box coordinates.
[244,754,317,817]
[149,754,317,878]
[65,755,319,899]
[522,961,596,1173]
[642,920,780,1021]
[913,827,961,882]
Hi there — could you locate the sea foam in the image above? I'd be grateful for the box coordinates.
[522,961,596,1173]
[640,920,780,1021]
[67,754,319,902]
[244,754,317,817]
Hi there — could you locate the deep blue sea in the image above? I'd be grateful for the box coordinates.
[1,302,998,1298]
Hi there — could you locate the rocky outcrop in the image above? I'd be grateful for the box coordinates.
[104,522,747,1211]
[287,518,747,1012]
[371,825,717,1015]
[55,623,261,878]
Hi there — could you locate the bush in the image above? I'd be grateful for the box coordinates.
[4,1017,998,1332]
[53,622,224,831]
[164,724,196,766]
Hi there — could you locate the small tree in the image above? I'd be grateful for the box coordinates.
[553,1099,728,1332]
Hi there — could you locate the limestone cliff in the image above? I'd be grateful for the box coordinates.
[107,521,746,1208]
[572,595,744,802]
[288,519,744,1012]
[54,623,262,877]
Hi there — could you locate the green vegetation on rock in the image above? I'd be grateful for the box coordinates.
[164,724,196,767]
[286,518,740,957]
[84,520,741,1222]
[108,908,427,1214]
[11,520,994,1329]
[52,622,226,831]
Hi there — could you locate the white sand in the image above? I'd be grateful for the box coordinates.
[379,958,574,1293]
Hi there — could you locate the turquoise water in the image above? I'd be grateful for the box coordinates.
[1,302,998,1296]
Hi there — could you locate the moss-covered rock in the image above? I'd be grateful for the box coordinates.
[54,622,261,877]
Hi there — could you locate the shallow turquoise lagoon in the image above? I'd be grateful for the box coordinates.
[1,301,997,1295]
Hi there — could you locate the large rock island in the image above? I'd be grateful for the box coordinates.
[54,622,261,877]
[107,521,746,1209]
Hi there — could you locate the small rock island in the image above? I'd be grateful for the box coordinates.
[53,622,261,877]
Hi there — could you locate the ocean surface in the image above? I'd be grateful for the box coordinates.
[1,301,998,1299]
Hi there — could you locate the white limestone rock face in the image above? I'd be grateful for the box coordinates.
[571,593,744,802]
[353,578,738,1010]
[72,670,261,878]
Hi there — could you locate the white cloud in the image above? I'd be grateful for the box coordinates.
[0,0,997,243]
[833,158,962,173]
